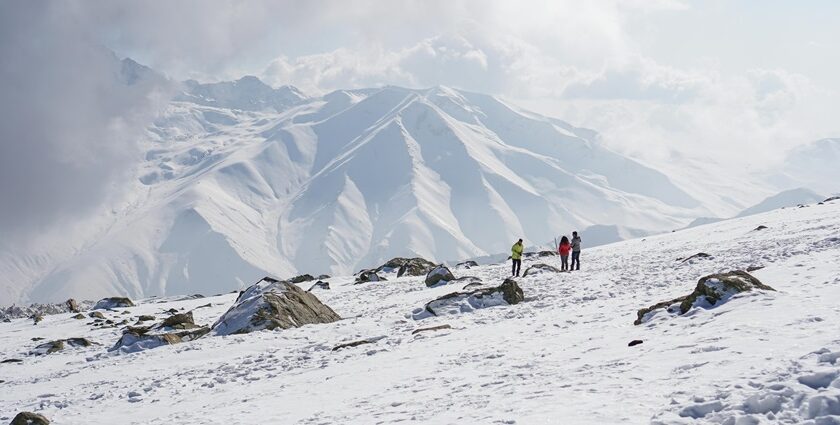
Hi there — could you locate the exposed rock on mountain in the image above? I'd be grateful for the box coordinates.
[635,270,774,325]
[424,265,455,287]
[93,297,135,310]
[211,277,340,336]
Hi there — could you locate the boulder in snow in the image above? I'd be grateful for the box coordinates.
[635,270,774,325]
[93,297,135,310]
[308,281,330,291]
[30,338,94,355]
[355,269,386,284]
[415,278,524,319]
[65,299,80,313]
[159,312,198,329]
[522,263,561,277]
[211,277,341,336]
[289,274,315,283]
[455,260,479,269]
[375,257,436,277]
[424,265,455,287]
[678,252,713,263]
[397,258,436,277]
[11,412,50,425]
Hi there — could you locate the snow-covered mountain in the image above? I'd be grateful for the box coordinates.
[1,72,715,304]
[768,138,840,196]
[685,187,826,229]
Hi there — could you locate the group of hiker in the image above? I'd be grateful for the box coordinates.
[510,231,581,277]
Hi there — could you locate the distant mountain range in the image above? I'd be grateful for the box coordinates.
[1,58,837,304]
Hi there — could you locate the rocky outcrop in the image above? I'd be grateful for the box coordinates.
[211,277,341,336]
[109,325,209,353]
[308,281,330,291]
[93,297,135,310]
[289,274,315,283]
[30,338,94,355]
[455,260,479,269]
[415,278,524,319]
[331,336,385,351]
[65,299,80,313]
[375,257,436,277]
[397,258,436,277]
[424,265,455,287]
[11,412,50,425]
[522,263,561,277]
[355,269,386,284]
[678,252,713,263]
[160,312,198,329]
[634,270,774,325]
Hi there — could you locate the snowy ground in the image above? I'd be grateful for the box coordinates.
[2,200,839,424]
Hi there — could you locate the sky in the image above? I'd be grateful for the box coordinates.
[0,0,838,244]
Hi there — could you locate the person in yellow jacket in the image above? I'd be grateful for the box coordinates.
[511,238,524,277]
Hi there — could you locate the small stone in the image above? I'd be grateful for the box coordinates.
[628,340,643,347]
[72,313,85,320]
[137,315,155,322]
[89,311,106,320]
[411,324,452,335]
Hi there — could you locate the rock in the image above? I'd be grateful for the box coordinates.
[332,336,385,351]
[418,278,524,318]
[411,324,452,335]
[396,258,436,277]
[825,196,840,203]
[89,311,106,319]
[93,297,134,310]
[634,270,774,325]
[193,303,213,309]
[537,250,558,257]
[137,315,155,322]
[32,314,43,325]
[110,332,183,353]
[1,358,23,363]
[628,340,643,347]
[10,412,50,425]
[424,265,455,287]
[754,225,768,231]
[355,269,386,284]
[317,274,331,280]
[289,274,315,283]
[376,257,408,273]
[455,260,479,269]
[211,277,341,336]
[678,252,713,263]
[746,265,765,272]
[30,338,93,355]
[461,282,484,290]
[65,298,80,313]
[71,313,85,320]
[522,263,561,277]
[308,281,330,291]
[31,337,44,341]
[160,312,197,329]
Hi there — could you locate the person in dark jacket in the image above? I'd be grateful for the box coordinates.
[511,239,524,277]
[558,236,571,271]
[570,231,582,271]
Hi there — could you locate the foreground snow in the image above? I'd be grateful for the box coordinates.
[1,200,839,424]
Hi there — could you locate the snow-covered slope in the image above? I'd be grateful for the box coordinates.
[684,187,826,229]
[1,77,712,304]
[2,198,839,423]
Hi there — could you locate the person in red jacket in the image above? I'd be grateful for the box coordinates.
[558,235,571,271]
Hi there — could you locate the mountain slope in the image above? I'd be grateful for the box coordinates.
[2,197,840,423]
[1,80,709,304]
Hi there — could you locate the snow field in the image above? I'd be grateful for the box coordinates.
[1,200,840,423]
